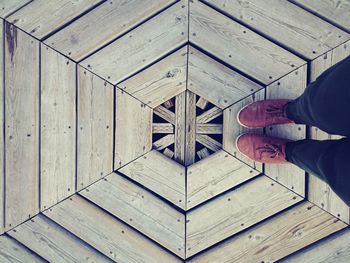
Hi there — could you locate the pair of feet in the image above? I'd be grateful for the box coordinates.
[235,99,295,164]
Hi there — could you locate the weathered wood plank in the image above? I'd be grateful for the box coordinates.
[223,89,265,171]
[189,0,305,85]
[188,46,263,108]
[174,92,186,164]
[44,195,182,263]
[0,19,3,234]
[81,173,185,257]
[77,67,114,190]
[41,45,75,210]
[196,106,222,124]
[185,91,196,166]
[281,227,350,262]
[119,150,185,209]
[7,0,103,39]
[153,105,175,124]
[0,0,31,18]
[81,0,188,84]
[5,22,39,230]
[196,124,222,134]
[265,65,308,197]
[8,214,111,262]
[187,150,260,209]
[115,89,152,169]
[163,99,174,109]
[196,148,210,160]
[117,46,187,108]
[153,134,174,151]
[196,134,221,152]
[186,175,304,257]
[292,0,350,32]
[152,123,174,134]
[46,0,175,61]
[188,201,347,262]
[163,148,174,159]
[0,235,45,262]
[204,0,349,59]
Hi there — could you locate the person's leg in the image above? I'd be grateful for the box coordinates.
[285,138,350,207]
[286,55,350,136]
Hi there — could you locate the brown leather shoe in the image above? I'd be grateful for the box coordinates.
[237,99,294,128]
[235,133,293,164]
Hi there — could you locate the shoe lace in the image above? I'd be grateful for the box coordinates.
[265,104,287,118]
[256,143,283,159]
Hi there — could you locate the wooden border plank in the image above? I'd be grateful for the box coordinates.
[7,0,104,39]
[186,175,304,257]
[265,65,308,197]
[0,0,31,18]
[45,0,176,61]
[5,22,39,230]
[77,66,114,190]
[41,45,75,210]
[81,0,188,84]
[185,91,196,166]
[8,214,111,262]
[117,46,187,108]
[174,92,186,164]
[44,195,182,263]
[81,173,185,257]
[188,201,347,262]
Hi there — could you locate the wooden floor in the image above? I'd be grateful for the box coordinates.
[0,0,349,262]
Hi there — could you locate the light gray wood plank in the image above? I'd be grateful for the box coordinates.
[196,106,222,124]
[0,0,31,18]
[0,234,45,263]
[46,0,176,61]
[292,0,350,32]
[188,201,347,262]
[188,46,263,109]
[5,22,39,230]
[81,0,188,84]
[187,150,260,209]
[186,175,304,257]
[153,134,174,150]
[196,97,208,110]
[115,89,152,169]
[81,173,185,257]
[77,66,114,190]
[189,0,305,85]
[0,18,3,234]
[163,148,174,158]
[8,214,111,263]
[117,46,187,108]
[265,65,308,197]
[174,92,186,164]
[223,89,265,172]
[196,134,221,152]
[44,195,182,263]
[7,0,104,39]
[196,148,210,160]
[153,105,175,124]
[185,91,196,166]
[196,123,222,134]
[119,150,185,209]
[204,0,349,59]
[152,123,174,134]
[41,45,75,210]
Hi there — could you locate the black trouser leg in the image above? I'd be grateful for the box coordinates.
[285,138,350,207]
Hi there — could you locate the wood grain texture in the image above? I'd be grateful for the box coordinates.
[7,0,103,39]
[265,65,308,197]
[46,0,176,61]
[187,150,260,209]
[189,0,305,85]
[292,0,350,32]
[81,0,188,84]
[188,46,263,109]
[204,0,350,59]
[196,134,221,152]
[174,92,186,164]
[186,175,303,257]
[188,201,347,262]
[119,150,185,209]
[8,214,111,263]
[81,173,185,258]
[154,105,175,124]
[115,89,152,169]
[0,0,31,18]
[41,45,75,210]
[5,23,39,230]
[185,91,196,166]
[196,106,222,124]
[281,227,350,262]
[0,19,3,234]
[44,195,182,263]
[153,134,174,150]
[223,89,265,172]
[0,234,45,263]
[77,66,114,190]
[196,124,222,134]
[152,123,174,134]
[118,46,187,108]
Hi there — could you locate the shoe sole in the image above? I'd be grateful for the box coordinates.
[236,102,265,129]
[235,133,254,162]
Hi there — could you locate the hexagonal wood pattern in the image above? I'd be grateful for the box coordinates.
[0,0,349,262]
